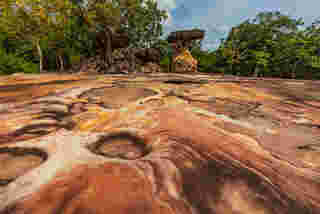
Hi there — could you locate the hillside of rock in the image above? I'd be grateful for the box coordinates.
[0,72,320,214]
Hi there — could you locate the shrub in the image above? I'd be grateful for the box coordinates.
[160,55,170,66]
[0,49,39,75]
[70,54,82,66]
[159,55,170,72]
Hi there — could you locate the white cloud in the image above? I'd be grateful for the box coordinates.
[159,0,320,51]
[289,0,320,24]
[156,0,177,10]
[156,0,177,26]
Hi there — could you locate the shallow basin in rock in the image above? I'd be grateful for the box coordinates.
[0,147,48,185]
[79,86,157,109]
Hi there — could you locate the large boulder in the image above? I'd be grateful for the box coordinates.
[108,47,162,74]
[173,49,198,73]
[106,48,135,74]
[134,48,161,64]
[71,47,163,74]
[139,62,161,73]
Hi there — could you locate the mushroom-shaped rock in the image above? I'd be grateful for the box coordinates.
[139,62,161,73]
[167,29,205,43]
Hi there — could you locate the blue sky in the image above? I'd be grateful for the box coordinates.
[156,0,320,51]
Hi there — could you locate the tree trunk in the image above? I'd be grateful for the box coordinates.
[58,54,64,73]
[291,61,298,79]
[104,27,113,68]
[56,55,59,72]
[253,65,259,77]
[128,50,135,73]
[36,40,43,73]
[170,56,175,73]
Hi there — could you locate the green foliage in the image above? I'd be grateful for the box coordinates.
[152,39,170,58]
[117,0,168,49]
[216,11,320,79]
[1,1,320,80]
[0,49,38,75]
[160,55,170,65]
[0,0,75,72]
[0,30,38,74]
[69,54,82,66]
[250,50,271,67]
[0,0,168,73]
[192,51,216,73]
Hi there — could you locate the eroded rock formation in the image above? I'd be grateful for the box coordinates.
[167,29,205,43]
[167,29,205,73]
[173,49,198,73]
[0,73,320,214]
[134,48,161,64]
[74,47,162,74]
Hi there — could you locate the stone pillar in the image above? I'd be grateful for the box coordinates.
[169,40,198,73]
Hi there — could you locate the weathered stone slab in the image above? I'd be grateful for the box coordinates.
[0,73,320,214]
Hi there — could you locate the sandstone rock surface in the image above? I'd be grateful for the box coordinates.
[0,73,320,214]
[173,49,198,73]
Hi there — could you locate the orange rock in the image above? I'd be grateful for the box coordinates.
[0,73,320,214]
[173,49,198,73]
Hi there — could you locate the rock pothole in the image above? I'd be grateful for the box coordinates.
[188,96,260,119]
[79,86,157,109]
[0,147,48,186]
[88,132,149,160]
[164,78,208,85]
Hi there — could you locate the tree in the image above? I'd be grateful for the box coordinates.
[121,0,168,49]
[0,0,73,72]
[304,18,320,71]
[0,0,168,73]
[69,0,168,68]
[219,11,306,78]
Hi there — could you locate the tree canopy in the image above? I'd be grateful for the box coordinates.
[0,5,320,80]
[193,11,320,79]
[0,0,168,73]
